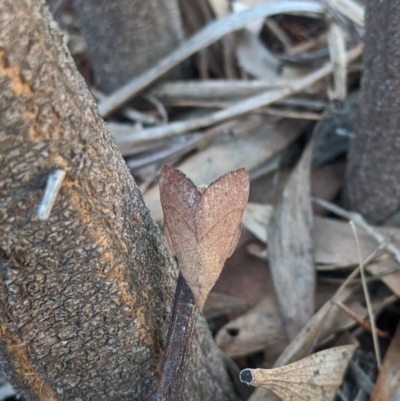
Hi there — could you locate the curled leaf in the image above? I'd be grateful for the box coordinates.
[240,345,357,401]
[159,165,249,311]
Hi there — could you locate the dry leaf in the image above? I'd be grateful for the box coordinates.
[159,166,249,311]
[243,203,273,243]
[240,345,357,401]
[208,0,230,18]
[215,280,339,363]
[215,296,287,361]
[268,138,315,340]
[367,259,400,298]
[371,324,400,401]
[246,287,388,401]
[243,202,400,271]
[235,30,281,78]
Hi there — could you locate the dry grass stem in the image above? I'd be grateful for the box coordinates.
[350,221,382,367]
[332,301,389,338]
[327,18,347,103]
[91,88,157,125]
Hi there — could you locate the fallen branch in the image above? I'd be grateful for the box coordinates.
[98,1,325,117]
[113,45,362,144]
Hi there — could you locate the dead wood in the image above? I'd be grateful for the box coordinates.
[345,0,400,223]
[0,1,236,400]
[72,0,185,93]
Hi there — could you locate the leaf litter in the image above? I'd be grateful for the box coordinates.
[54,0,400,400]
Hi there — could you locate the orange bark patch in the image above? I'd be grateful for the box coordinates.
[64,177,138,312]
[0,48,61,141]
[0,325,57,401]
[0,49,33,97]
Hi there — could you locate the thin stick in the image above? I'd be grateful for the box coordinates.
[98,1,325,117]
[91,88,157,125]
[144,95,169,124]
[38,169,66,220]
[156,273,198,401]
[313,198,400,264]
[350,221,381,367]
[164,99,323,120]
[332,301,389,338]
[327,18,347,103]
[114,45,362,144]
[273,241,387,369]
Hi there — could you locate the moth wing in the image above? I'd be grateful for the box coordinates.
[159,166,201,272]
[195,169,249,310]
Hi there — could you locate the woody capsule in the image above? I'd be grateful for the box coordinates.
[156,165,249,401]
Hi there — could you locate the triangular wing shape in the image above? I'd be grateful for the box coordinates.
[194,169,249,310]
[159,166,201,276]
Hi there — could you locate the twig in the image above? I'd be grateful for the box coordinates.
[265,18,292,50]
[312,198,400,264]
[126,122,234,170]
[150,80,284,99]
[287,33,327,56]
[144,95,169,124]
[98,1,325,117]
[162,99,323,120]
[114,45,362,144]
[349,361,375,395]
[156,273,198,401]
[153,97,327,111]
[327,17,347,104]
[91,88,157,125]
[325,0,365,28]
[332,301,389,338]
[38,169,66,220]
[350,221,381,367]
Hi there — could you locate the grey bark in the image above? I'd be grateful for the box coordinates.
[344,0,400,224]
[72,0,185,93]
[0,1,235,400]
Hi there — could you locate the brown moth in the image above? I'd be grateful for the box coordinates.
[240,345,357,401]
[159,165,250,311]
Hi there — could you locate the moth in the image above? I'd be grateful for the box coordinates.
[159,165,250,311]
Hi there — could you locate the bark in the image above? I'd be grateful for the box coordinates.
[72,0,185,93]
[0,1,236,400]
[344,0,400,224]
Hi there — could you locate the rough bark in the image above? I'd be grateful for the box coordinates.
[0,1,236,400]
[344,0,400,224]
[72,0,185,93]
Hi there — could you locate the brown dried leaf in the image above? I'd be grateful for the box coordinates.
[371,324,400,401]
[215,281,338,364]
[243,202,400,271]
[215,296,287,361]
[240,345,357,401]
[246,286,387,401]
[367,260,400,298]
[243,203,273,243]
[159,166,249,311]
[267,138,315,340]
